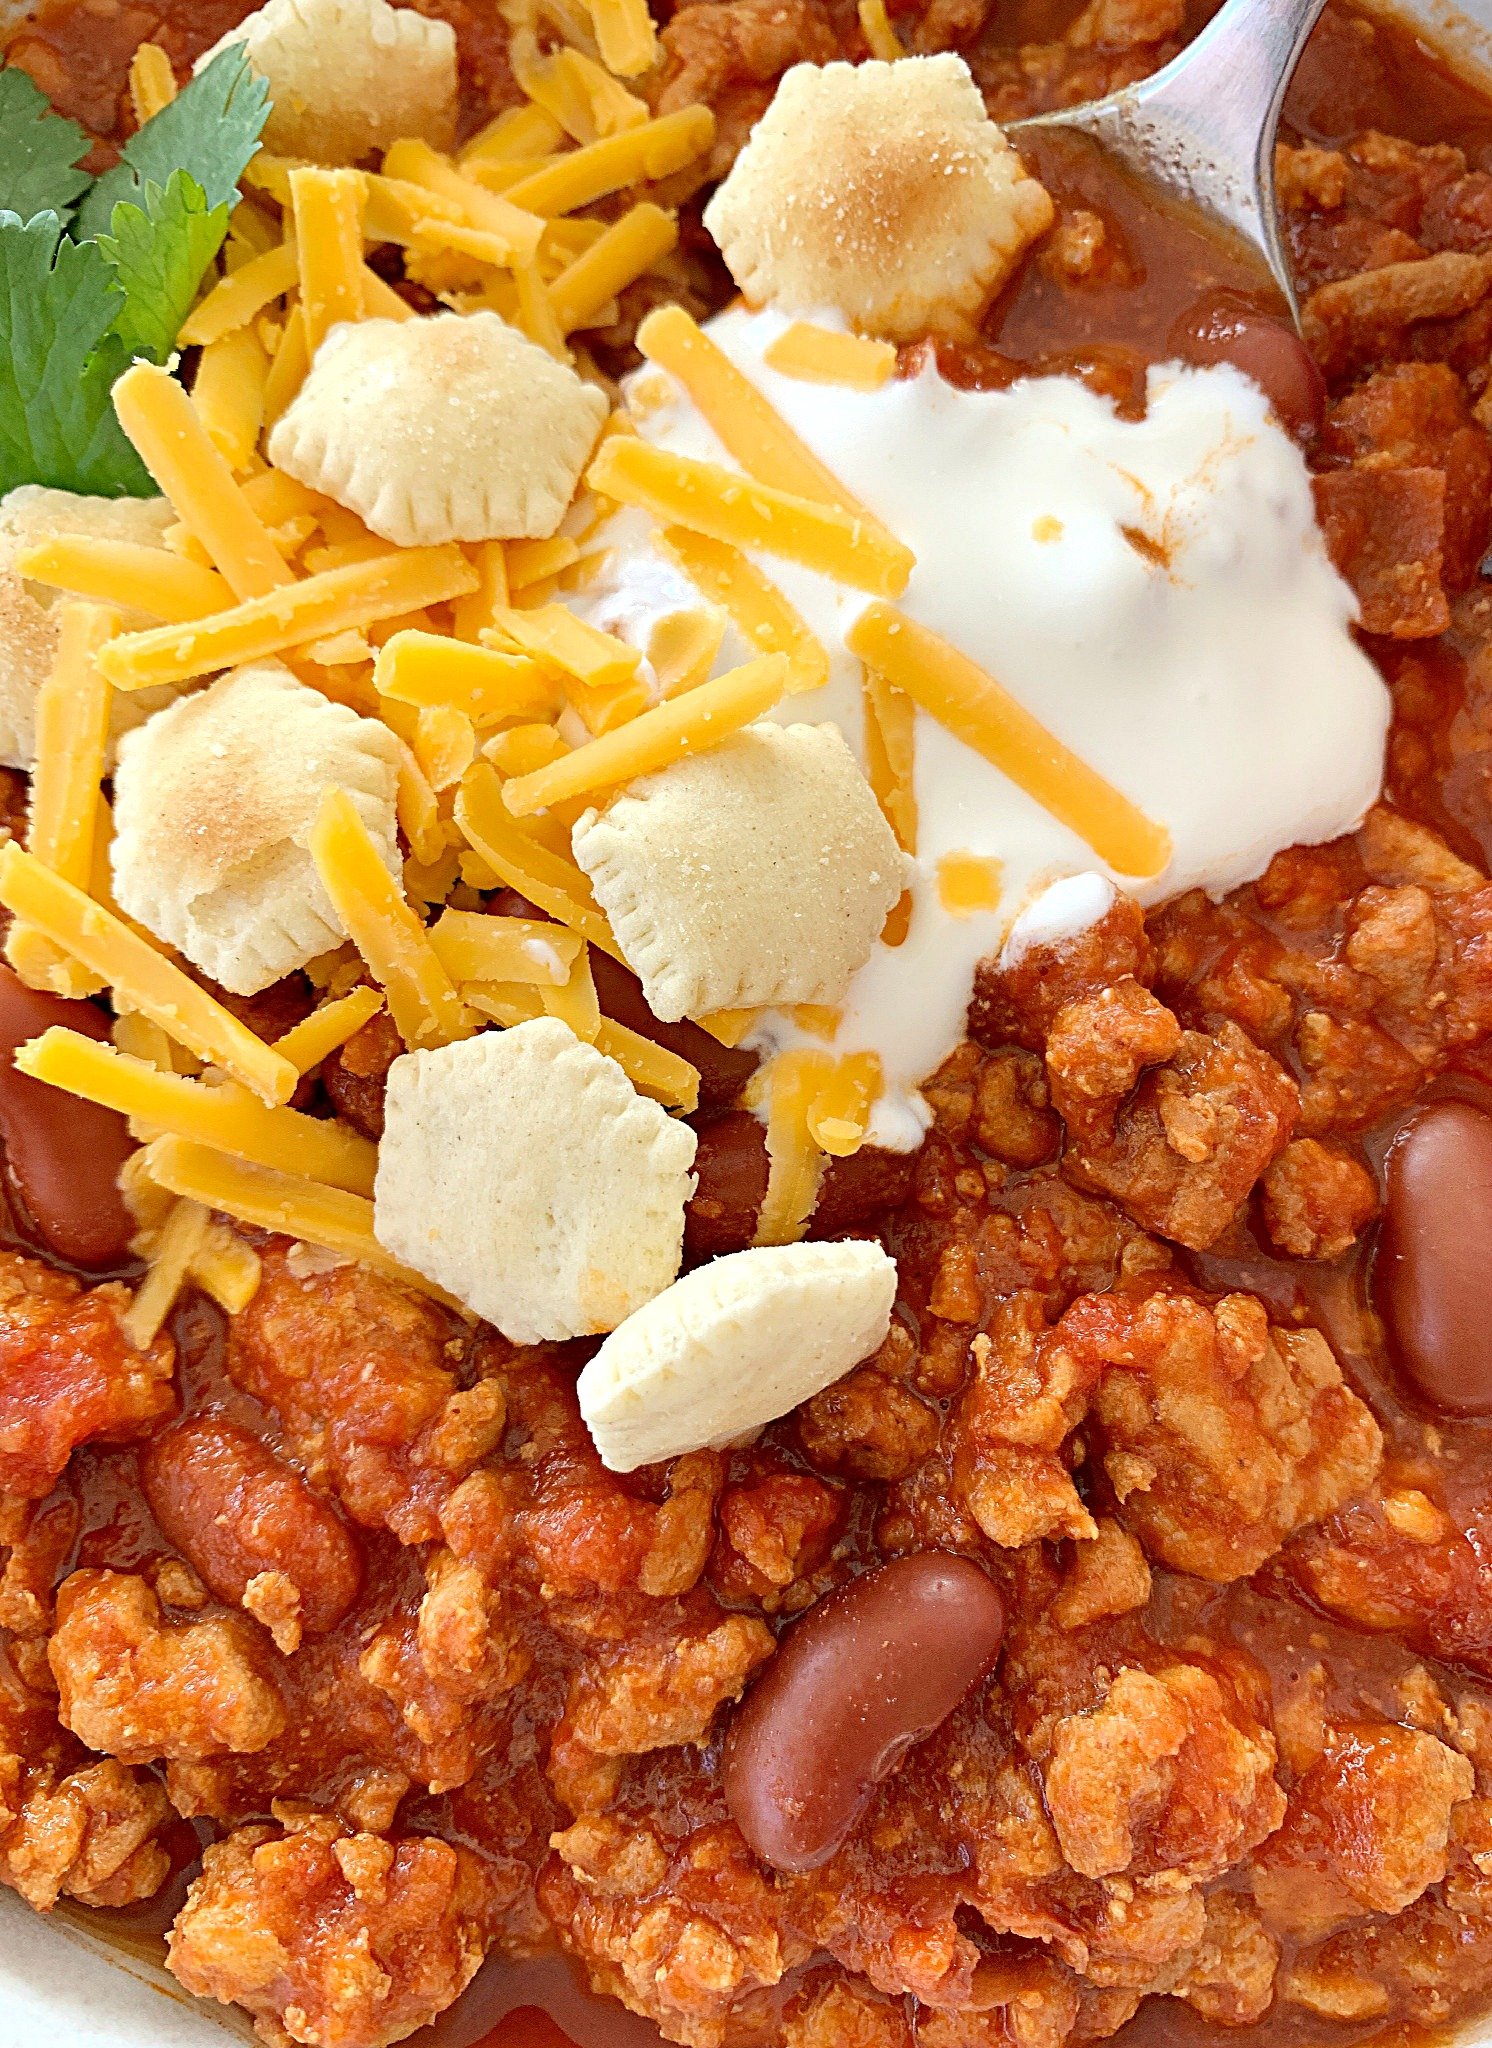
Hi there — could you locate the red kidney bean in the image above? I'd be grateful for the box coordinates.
[685,1112,771,1259]
[0,965,135,1268]
[1377,1100,1492,1415]
[588,950,759,1107]
[723,1553,1006,1871]
[141,1413,363,1634]
[1168,289,1327,444]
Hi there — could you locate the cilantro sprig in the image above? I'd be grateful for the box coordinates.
[0,47,270,497]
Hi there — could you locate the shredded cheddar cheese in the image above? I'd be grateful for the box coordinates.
[98,546,479,692]
[763,321,899,390]
[379,140,545,262]
[192,324,272,472]
[263,305,312,430]
[587,437,915,598]
[139,1134,462,1307]
[374,630,557,723]
[595,1016,699,1109]
[128,41,177,126]
[452,541,510,642]
[273,985,386,1073]
[539,942,601,1038]
[13,537,232,623]
[847,604,1174,879]
[580,0,659,76]
[659,528,829,691]
[124,1196,209,1348]
[636,306,881,521]
[189,1224,263,1314]
[694,1006,756,1047]
[856,0,905,61]
[548,203,676,334]
[485,603,641,691]
[290,166,368,355]
[461,103,566,165]
[429,909,583,985]
[454,762,622,957]
[113,363,295,603]
[754,1048,832,1246]
[496,108,715,218]
[0,846,297,1104]
[4,602,115,998]
[806,1050,883,1156]
[16,1029,379,1195]
[501,652,789,816]
[182,239,298,352]
[937,850,1004,914]
[650,606,725,697]
[310,787,475,1051]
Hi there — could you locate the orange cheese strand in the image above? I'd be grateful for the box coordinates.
[429,909,582,985]
[454,762,622,958]
[112,363,294,601]
[846,604,1174,880]
[806,1051,883,1157]
[290,166,367,354]
[636,305,879,523]
[587,437,914,599]
[128,41,177,124]
[139,1134,460,1306]
[125,1196,209,1348]
[192,324,271,472]
[593,1016,699,1111]
[497,107,715,218]
[16,1029,379,1195]
[549,204,676,334]
[180,239,299,348]
[14,536,231,624]
[754,1049,833,1246]
[310,787,474,1052]
[500,653,788,816]
[98,547,479,692]
[763,321,899,391]
[0,845,297,1104]
[379,140,545,261]
[485,604,640,691]
[660,527,828,692]
[374,630,557,723]
[580,0,659,76]
[937,851,1004,915]
[273,986,385,1074]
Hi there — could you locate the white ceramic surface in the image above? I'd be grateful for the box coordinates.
[3,0,1492,2040]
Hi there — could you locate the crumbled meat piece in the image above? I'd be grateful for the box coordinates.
[782,1974,912,2047]
[1260,1137,1379,1257]
[1277,140,1349,211]
[712,1469,841,1605]
[167,1811,498,2048]
[227,1243,501,1543]
[947,1296,1100,1547]
[48,1569,285,1763]
[1253,1723,1475,1939]
[0,1489,77,1637]
[1284,1489,1492,1674]
[542,1807,794,2045]
[1051,1517,1152,1630]
[1044,1662,1285,1882]
[0,1251,174,1499]
[1077,1288,1382,1578]
[797,1327,941,1483]
[657,0,840,188]
[969,892,1155,1053]
[321,1007,401,1140]
[1046,989,1298,1249]
[1169,1892,1280,2026]
[922,1042,1060,1165]
[1315,466,1450,636]
[1,1746,171,1912]
[549,1604,773,1814]
[1304,250,1492,378]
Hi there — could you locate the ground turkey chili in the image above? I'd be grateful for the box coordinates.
[5,0,1492,2046]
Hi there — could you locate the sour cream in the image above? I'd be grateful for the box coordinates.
[567,307,1389,1144]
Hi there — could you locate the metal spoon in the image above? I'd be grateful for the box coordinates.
[1011,0,1328,322]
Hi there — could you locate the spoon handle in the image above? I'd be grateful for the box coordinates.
[1014,0,1328,316]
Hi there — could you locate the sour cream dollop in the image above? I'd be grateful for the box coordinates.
[567,307,1388,1145]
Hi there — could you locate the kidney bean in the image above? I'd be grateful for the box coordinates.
[1377,1100,1492,1415]
[1168,289,1327,444]
[686,1113,919,1259]
[141,1413,363,1635]
[723,1553,1006,1871]
[686,1112,771,1259]
[0,965,135,1268]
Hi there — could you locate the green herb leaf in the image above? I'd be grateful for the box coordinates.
[0,210,153,498]
[98,170,229,364]
[75,44,269,240]
[0,65,93,223]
